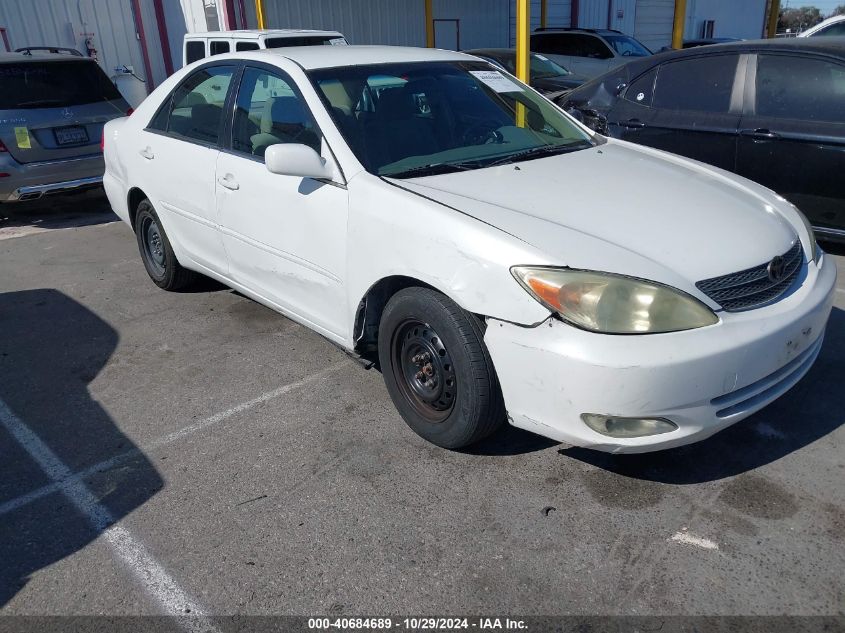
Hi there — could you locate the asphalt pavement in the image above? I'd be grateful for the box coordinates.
[0,198,842,620]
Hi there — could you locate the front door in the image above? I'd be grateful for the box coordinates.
[215,64,348,339]
[736,52,845,236]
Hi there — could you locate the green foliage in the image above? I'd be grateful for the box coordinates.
[778,5,824,32]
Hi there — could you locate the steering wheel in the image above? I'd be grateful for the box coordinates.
[462,121,504,145]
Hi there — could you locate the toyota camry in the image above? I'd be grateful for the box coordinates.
[102,46,836,453]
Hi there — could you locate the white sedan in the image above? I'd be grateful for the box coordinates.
[103,46,836,453]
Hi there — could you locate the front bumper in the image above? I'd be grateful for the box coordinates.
[485,253,837,453]
[0,153,104,202]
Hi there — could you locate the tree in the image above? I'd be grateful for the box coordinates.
[778,5,824,33]
[832,4,845,16]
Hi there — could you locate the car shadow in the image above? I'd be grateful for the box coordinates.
[821,240,845,257]
[0,289,163,607]
[0,190,117,233]
[558,306,845,484]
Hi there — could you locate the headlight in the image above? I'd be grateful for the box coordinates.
[795,207,819,263]
[511,267,718,334]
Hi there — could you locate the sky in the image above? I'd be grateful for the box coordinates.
[783,0,843,16]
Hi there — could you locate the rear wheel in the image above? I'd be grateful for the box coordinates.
[134,199,197,291]
[378,287,505,449]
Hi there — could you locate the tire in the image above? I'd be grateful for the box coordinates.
[378,287,506,449]
[134,199,198,291]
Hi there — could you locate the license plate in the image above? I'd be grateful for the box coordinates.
[54,126,89,146]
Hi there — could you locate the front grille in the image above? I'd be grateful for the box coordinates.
[696,239,803,312]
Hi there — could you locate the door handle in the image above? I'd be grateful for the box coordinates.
[740,128,779,140]
[622,118,646,129]
[139,146,154,160]
[217,174,239,191]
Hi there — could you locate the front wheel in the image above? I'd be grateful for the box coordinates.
[378,287,506,449]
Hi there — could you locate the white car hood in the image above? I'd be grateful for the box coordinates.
[391,141,797,286]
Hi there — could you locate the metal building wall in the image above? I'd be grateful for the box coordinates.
[508,0,573,45]
[0,0,176,96]
[633,0,675,50]
[577,0,609,29]
[255,0,509,50]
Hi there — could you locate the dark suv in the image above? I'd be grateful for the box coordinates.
[0,49,130,203]
[530,28,651,79]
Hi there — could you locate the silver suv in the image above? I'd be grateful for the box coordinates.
[0,49,130,203]
[530,28,652,79]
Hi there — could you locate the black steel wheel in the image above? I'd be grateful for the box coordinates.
[378,287,506,449]
[134,199,198,291]
[391,319,458,422]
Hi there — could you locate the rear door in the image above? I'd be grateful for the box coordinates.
[0,59,128,163]
[630,53,742,171]
[736,52,845,236]
[139,63,238,273]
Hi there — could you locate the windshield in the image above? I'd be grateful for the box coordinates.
[0,60,123,109]
[310,61,593,178]
[482,52,571,78]
[603,35,651,57]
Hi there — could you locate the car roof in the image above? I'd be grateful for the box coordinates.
[187,29,343,40]
[533,28,623,36]
[0,52,96,64]
[656,36,845,59]
[224,45,475,70]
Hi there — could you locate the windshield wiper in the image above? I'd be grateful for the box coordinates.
[483,141,593,168]
[385,162,476,179]
[16,99,67,107]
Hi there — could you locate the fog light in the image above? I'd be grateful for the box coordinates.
[581,413,678,438]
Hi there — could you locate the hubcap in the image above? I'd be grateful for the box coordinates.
[391,319,456,422]
[142,217,166,275]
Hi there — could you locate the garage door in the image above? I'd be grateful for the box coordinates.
[634,0,675,51]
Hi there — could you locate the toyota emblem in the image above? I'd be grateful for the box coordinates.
[767,255,786,282]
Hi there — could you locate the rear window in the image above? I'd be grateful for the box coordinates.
[0,60,122,109]
[264,36,342,48]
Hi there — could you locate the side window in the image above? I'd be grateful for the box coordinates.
[624,67,658,106]
[185,41,205,65]
[576,35,613,60]
[756,54,845,123]
[531,34,572,55]
[209,40,230,56]
[236,41,260,52]
[151,65,235,144]
[816,22,845,36]
[652,55,738,113]
[231,67,321,159]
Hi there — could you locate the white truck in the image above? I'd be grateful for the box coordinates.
[182,29,347,67]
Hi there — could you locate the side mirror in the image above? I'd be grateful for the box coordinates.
[265,143,333,180]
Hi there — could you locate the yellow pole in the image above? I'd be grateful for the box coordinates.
[671,0,686,49]
[515,0,529,127]
[540,0,547,28]
[255,0,266,29]
[766,0,780,38]
[425,0,435,47]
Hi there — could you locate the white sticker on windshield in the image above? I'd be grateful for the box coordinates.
[535,54,548,61]
[469,70,523,93]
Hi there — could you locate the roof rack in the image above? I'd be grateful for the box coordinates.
[16,46,84,57]
[533,27,624,34]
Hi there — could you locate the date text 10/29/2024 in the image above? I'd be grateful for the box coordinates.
[307,618,528,630]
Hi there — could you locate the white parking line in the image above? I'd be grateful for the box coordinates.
[0,398,217,629]
[0,361,347,622]
[0,362,348,518]
[670,530,719,550]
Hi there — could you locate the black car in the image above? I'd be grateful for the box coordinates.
[464,48,587,98]
[561,38,845,242]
